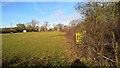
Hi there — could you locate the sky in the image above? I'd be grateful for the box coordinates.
[1,2,82,28]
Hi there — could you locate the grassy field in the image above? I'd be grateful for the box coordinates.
[2,31,76,66]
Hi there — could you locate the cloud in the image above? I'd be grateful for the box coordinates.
[54,10,64,15]
[60,13,81,25]
[51,10,81,25]
[61,13,81,21]
[53,10,64,16]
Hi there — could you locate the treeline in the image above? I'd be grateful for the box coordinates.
[1,19,69,33]
[67,2,120,67]
[1,20,39,33]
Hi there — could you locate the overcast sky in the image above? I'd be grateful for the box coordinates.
[1,2,83,28]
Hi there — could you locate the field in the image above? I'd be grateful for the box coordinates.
[2,31,77,66]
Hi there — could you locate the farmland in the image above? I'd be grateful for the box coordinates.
[2,31,77,67]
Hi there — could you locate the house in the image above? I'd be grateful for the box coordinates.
[23,30,27,33]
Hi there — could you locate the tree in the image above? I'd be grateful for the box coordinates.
[16,23,26,32]
[26,19,39,32]
[66,2,120,66]
[27,25,33,32]
[56,23,64,31]
[44,21,48,31]
[39,26,46,31]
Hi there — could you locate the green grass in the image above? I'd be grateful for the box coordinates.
[2,31,74,66]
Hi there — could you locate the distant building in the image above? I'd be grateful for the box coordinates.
[23,30,27,33]
[57,29,60,31]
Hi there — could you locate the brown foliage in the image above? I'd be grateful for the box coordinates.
[66,2,120,67]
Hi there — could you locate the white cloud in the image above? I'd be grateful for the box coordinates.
[53,10,64,16]
[50,10,81,25]
[61,13,81,22]
[51,10,64,20]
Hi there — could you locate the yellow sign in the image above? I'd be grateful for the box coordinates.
[76,33,82,44]
[75,31,86,44]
